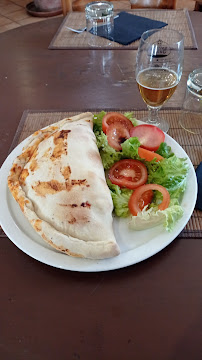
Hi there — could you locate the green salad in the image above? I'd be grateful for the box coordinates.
[93,111,189,231]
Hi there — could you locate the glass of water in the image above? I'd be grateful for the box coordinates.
[85,1,114,47]
[179,69,202,135]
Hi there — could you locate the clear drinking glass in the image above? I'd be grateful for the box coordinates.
[85,1,114,47]
[136,28,184,133]
[179,68,202,135]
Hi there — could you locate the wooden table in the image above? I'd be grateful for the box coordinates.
[0,11,201,360]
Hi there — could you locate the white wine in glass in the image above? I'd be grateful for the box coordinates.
[136,29,184,133]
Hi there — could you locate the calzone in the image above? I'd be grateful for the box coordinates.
[8,112,120,259]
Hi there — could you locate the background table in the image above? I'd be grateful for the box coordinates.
[0,11,202,360]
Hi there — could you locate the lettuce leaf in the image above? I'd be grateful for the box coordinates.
[93,111,106,132]
[156,142,174,158]
[129,204,184,232]
[121,137,140,159]
[95,133,140,170]
[147,156,189,199]
[107,180,133,217]
[100,149,122,170]
[95,131,122,169]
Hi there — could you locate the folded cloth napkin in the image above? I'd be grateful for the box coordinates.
[195,162,202,211]
[94,11,167,45]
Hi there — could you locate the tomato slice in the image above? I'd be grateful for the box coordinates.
[128,184,170,216]
[106,123,130,151]
[138,147,164,162]
[102,112,134,134]
[109,159,148,189]
[130,124,165,151]
[138,190,154,211]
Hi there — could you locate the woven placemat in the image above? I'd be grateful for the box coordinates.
[1,108,200,240]
[49,9,197,50]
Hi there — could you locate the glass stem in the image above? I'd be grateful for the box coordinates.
[147,106,161,125]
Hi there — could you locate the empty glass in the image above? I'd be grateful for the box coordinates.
[179,69,202,135]
[85,1,114,47]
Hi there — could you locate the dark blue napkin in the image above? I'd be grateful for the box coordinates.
[94,11,167,45]
[195,162,202,211]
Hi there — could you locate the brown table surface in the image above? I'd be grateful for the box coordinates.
[0,11,202,360]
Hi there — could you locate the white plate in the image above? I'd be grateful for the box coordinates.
[0,133,197,272]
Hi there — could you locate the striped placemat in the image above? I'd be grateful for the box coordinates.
[49,9,198,50]
[2,108,200,240]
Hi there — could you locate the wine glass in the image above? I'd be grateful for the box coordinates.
[179,68,202,135]
[136,28,184,133]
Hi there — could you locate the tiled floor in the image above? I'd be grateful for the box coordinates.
[0,0,196,34]
[0,0,63,33]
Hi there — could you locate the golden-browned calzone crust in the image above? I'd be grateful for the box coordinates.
[8,113,120,259]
